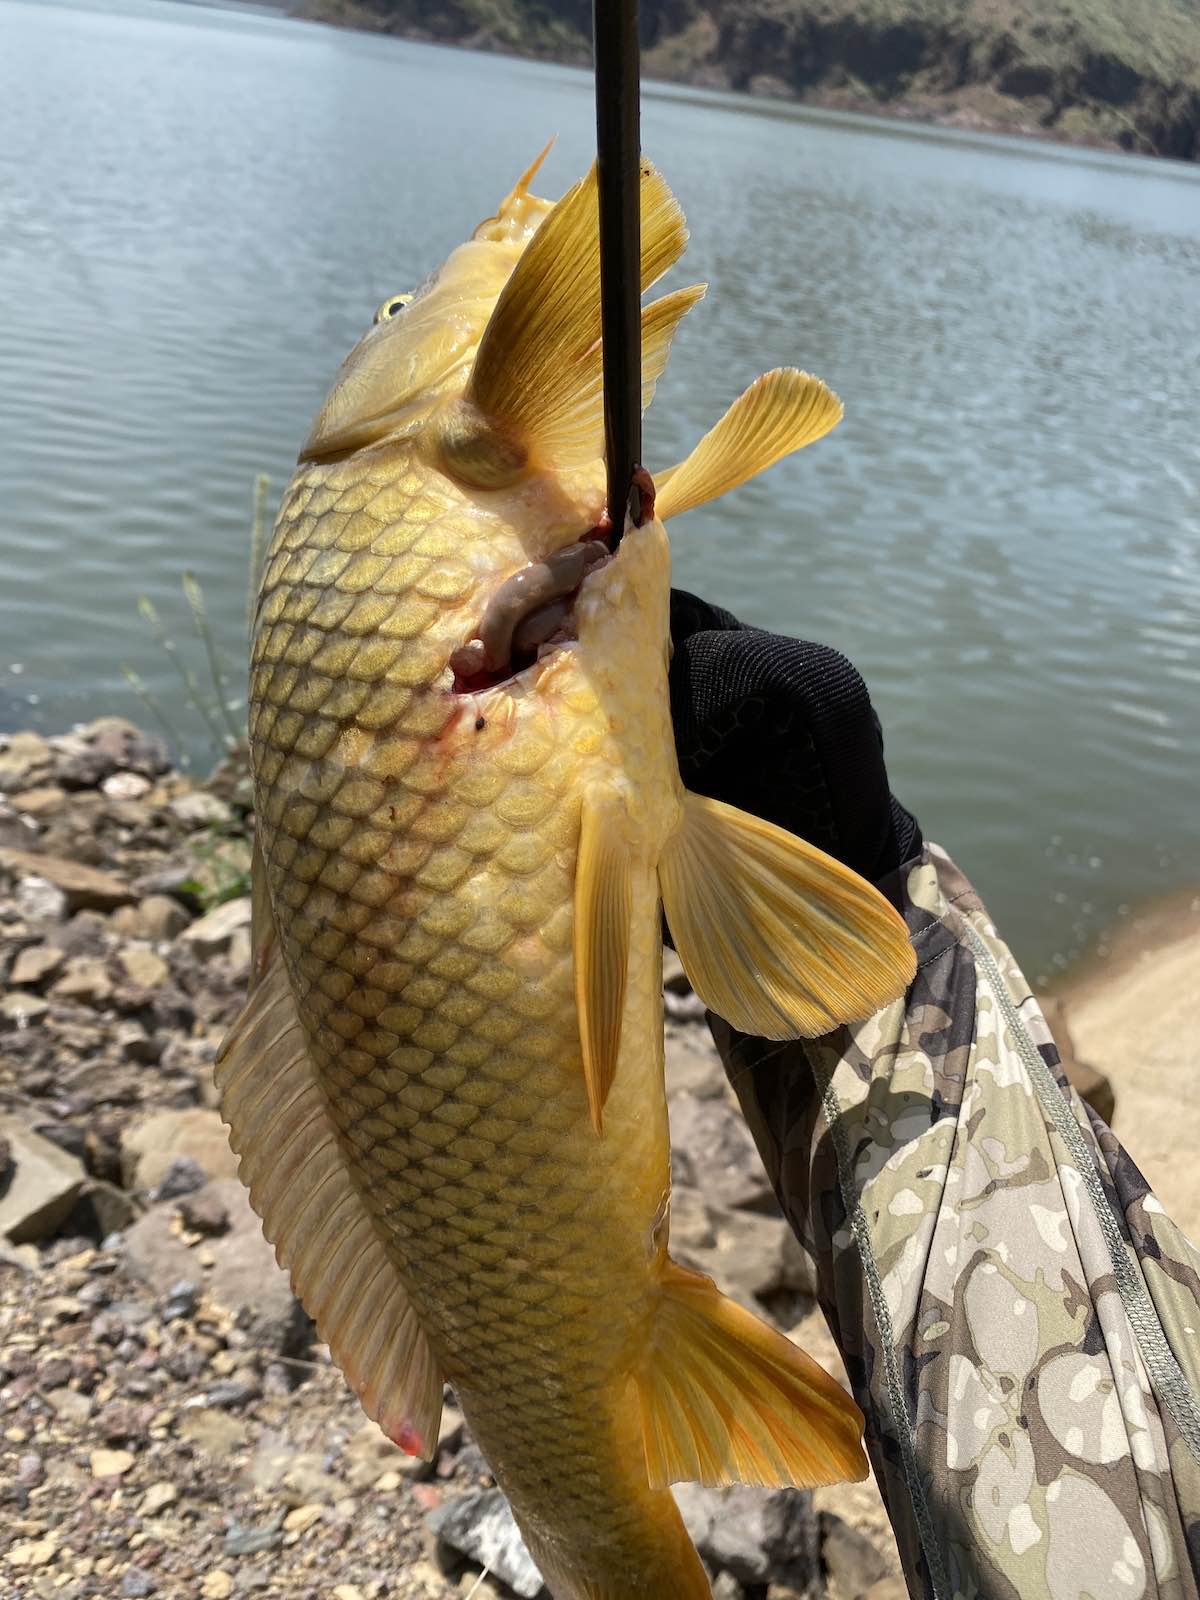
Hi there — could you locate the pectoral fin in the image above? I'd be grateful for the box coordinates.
[638,1257,867,1488]
[656,368,842,522]
[574,789,633,1132]
[216,871,443,1457]
[658,791,915,1038]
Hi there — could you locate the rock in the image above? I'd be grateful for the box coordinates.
[170,790,233,828]
[123,1179,306,1355]
[674,1483,819,1588]
[0,847,133,911]
[177,896,252,959]
[0,1116,87,1243]
[9,942,65,987]
[115,1020,162,1064]
[120,1108,238,1192]
[665,1026,727,1101]
[11,784,67,818]
[668,1184,717,1252]
[102,771,152,802]
[205,1376,260,1409]
[59,720,170,787]
[668,1095,777,1214]
[665,989,708,1024]
[0,731,52,792]
[178,1187,230,1235]
[51,955,113,1006]
[14,874,69,922]
[820,1511,892,1598]
[428,1487,547,1599]
[140,1482,178,1516]
[1039,994,1116,1123]
[69,1180,139,1242]
[223,1507,284,1556]
[1062,1056,1116,1124]
[0,990,50,1028]
[177,1407,251,1458]
[864,1581,910,1600]
[137,894,191,941]
[156,1155,209,1201]
[96,1399,147,1443]
[7,1538,57,1569]
[282,1503,323,1534]
[200,1575,234,1600]
[342,1418,422,1489]
[47,1386,93,1425]
[162,1279,199,1319]
[120,1565,155,1597]
[118,944,171,989]
[673,1204,799,1308]
[90,1447,136,1478]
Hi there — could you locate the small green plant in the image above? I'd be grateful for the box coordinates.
[123,475,271,775]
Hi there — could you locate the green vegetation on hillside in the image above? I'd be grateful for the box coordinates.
[298,0,1200,160]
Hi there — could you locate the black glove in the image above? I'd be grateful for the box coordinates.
[668,589,921,886]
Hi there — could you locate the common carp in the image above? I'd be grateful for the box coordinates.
[217,150,916,1599]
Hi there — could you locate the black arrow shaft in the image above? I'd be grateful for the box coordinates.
[593,0,643,532]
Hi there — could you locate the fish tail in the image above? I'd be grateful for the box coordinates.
[522,1508,714,1600]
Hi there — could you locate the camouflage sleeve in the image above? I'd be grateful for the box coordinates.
[709,843,1200,1600]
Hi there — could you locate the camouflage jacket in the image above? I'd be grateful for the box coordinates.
[710,844,1200,1600]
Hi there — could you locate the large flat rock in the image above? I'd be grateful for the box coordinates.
[0,846,133,911]
[0,1115,87,1243]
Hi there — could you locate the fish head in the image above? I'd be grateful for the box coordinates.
[292,153,841,706]
[299,145,556,463]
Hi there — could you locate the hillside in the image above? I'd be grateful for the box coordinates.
[297,0,1200,160]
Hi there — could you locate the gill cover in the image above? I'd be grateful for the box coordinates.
[300,146,556,461]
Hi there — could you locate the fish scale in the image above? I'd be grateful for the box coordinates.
[249,447,686,1578]
[220,155,913,1600]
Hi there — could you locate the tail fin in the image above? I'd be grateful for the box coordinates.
[463,161,690,471]
[522,1505,714,1599]
[639,1259,867,1490]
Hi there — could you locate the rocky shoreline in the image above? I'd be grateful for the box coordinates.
[8,716,1165,1597]
[0,720,913,1599]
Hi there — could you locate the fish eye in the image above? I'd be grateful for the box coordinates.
[373,293,414,325]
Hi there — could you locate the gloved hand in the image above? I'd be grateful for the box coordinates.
[667,589,921,887]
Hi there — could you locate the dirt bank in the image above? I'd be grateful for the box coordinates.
[1054,887,1200,1244]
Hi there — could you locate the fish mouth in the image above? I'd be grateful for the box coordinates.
[448,469,654,695]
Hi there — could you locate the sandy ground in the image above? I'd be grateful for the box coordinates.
[1054,888,1200,1246]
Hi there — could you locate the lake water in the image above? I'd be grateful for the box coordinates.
[2,0,1198,984]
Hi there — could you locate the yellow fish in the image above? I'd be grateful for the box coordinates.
[217,149,916,1600]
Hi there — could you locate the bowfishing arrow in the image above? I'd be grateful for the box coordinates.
[594,0,644,535]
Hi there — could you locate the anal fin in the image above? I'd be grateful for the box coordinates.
[215,898,443,1457]
[659,790,915,1038]
[639,1258,867,1489]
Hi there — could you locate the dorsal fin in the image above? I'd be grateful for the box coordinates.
[464,161,687,470]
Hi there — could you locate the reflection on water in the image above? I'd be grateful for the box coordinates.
[1,0,1198,982]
